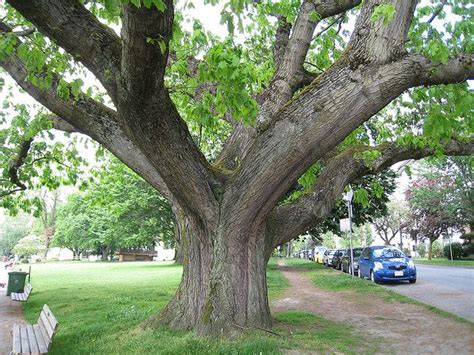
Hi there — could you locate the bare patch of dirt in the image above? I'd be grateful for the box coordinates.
[271,264,474,354]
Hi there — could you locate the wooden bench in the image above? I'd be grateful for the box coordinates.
[11,283,33,302]
[12,304,58,354]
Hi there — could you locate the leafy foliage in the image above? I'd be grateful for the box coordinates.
[0,213,31,254]
[308,170,397,238]
[13,234,45,257]
[416,243,426,258]
[339,224,374,248]
[443,241,463,260]
[53,158,174,258]
[373,200,410,246]
[405,163,468,259]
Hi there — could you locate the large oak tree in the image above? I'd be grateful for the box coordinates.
[0,0,473,335]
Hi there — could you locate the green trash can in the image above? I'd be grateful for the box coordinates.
[6,271,29,296]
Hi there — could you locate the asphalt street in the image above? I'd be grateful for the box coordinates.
[382,264,474,322]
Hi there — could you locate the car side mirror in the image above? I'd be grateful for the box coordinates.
[364,256,369,260]
[407,255,412,259]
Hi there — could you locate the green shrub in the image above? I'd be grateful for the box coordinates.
[443,242,464,260]
[462,243,474,257]
[417,243,426,258]
[431,241,443,258]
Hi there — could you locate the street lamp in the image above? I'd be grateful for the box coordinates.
[343,186,355,279]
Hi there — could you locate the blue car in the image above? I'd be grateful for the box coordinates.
[358,246,416,284]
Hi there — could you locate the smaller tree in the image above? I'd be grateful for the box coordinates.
[406,175,462,260]
[53,195,93,260]
[417,243,427,258]
[0,214,31,255]
[431,240,443,258]
[320,231,337,249]
[13,235,45,258]
[340,224,373,248]
[373,200,409,246]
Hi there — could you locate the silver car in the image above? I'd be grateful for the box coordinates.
[323,249,336,266]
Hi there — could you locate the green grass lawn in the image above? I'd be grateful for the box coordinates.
[22,259,375,354]
[413,258,474,267]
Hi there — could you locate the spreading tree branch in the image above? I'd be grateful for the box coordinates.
[7,0,122,102]
[258,0,362,122]
[409,54,474,86]
[269,139,474,247]
[0,37,173,201]
[117,2,220,229]
[1,138,32,198]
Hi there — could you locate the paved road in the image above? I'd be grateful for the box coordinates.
[382,264,474,322]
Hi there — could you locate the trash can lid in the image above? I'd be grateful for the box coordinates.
[8,271,29,275]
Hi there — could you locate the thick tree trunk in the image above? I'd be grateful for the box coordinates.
[101,246,110,261]
[72,248,80,261]
[428,241,433,260]
[146,217,272,336]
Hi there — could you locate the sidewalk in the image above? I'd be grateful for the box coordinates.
[0,268,27,354]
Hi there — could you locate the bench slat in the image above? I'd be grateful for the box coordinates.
[38,314,53,342]
[43,305,58,330]
[12,324,21,353]
[37,320,51,352]
[20,325,30,354]
[11,284,33,302]
[33,324,49,354]
[12,305,57,354]
[27,324,40,354]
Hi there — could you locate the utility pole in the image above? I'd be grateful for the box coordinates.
[343,187,354,279]
[448,229,454,261]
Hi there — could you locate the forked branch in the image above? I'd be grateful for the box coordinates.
[269,139,474,247]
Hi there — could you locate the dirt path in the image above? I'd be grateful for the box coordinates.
[0,269,27,354]
[271,265,474,354]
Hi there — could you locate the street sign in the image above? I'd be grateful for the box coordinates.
[340,218,351,232]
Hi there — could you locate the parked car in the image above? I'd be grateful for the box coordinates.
[323,249,335,266]
[341,247,363,275]
[358,246,416,284]
[332,249,347,270]
[314,246,328,264]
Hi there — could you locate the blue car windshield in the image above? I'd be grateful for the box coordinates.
[373,248,405,259]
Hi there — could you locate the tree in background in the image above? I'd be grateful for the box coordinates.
[1,0,473,334]
[13,234,45,259]
[320,231,337,249]
[443,242,463,260]
[422,157,473,231]
[431,240,443,258]
[308,171,396,239]
[31,189,60,257]
[53,158,174,260]
[54,195,92,260]
[406,176,462,260]
[417,243,427,258]
[0,213,31,255]
[373,200,410,246]
[340,224,373,248]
